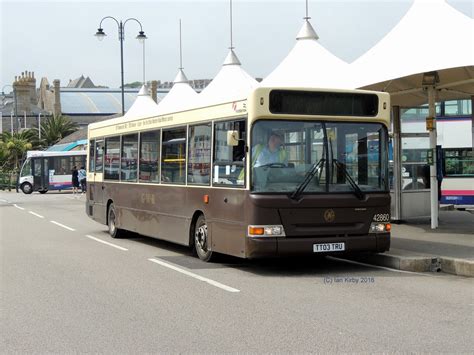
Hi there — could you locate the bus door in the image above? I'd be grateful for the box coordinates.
[92,140,105,205]
[32,158,49,191]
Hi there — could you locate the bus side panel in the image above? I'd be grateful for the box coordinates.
[187,188,247,258]
[102,183,189,246]
[87,181,107,225]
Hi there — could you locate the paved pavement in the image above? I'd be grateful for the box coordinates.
[1,190,473,353]
[353,211,474,276]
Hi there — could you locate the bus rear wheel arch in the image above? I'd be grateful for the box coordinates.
[107,202,124,238]
[20,182,33,194]
[192,213,214,262]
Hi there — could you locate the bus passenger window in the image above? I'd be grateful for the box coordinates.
[139,130,160,183]
[213,119,246,186]
[121,134,138,182]
[104,136,120,180]
[188,123,211,185]
[161,128,186,184]
[95,140,104,174]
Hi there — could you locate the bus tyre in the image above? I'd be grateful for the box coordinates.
[39,190,48,194]
[194,214,213,262]
[21,182,33,194]
[107,204,123,238]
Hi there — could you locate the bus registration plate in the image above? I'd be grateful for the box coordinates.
[313,243,345,253]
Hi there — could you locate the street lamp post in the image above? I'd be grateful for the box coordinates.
[95,17,147,116]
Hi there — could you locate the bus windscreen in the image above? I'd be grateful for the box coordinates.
[269,90,379,117]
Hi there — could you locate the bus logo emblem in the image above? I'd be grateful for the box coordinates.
[324,209,335,223]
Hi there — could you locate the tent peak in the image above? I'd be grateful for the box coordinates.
[296,19,319,41]
[138,84,149,96]
[173,69,189,84]
[223,49,242,66]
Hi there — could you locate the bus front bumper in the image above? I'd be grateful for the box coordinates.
[246,233,390,259]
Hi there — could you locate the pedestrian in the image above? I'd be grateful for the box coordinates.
[78,166,87,194]
[71,166,79,196]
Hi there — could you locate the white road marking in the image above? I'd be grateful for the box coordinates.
[50,220,76,231]
[85,235,128,251]
[0,198,9,202]
[328,256,433,277]
[148,258,240,293]
[13,204,25,210]
[28,211,44,219]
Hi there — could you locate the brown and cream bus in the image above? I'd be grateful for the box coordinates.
[86,87,391,261]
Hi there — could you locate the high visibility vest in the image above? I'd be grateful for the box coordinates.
[238,144,287,181]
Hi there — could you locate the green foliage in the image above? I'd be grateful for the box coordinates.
[123,81,143,88]
[0,129,41,171]
[39,114,78,147]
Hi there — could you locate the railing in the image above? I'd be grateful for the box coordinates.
[0,172,18,191]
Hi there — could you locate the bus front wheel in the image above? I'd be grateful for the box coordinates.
[107,204,124,238]
[194,214,214,262]
[21,182,33,194]
[39,190,48,194]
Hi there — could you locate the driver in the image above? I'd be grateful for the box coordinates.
[252,132,288,167]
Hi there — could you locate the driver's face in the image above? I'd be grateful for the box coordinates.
[268,135,283,152]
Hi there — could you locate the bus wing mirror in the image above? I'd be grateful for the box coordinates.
[227,130,239,146]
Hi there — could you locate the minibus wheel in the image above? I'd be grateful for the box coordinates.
[107,203,123,238]
[21,182,33,194]
[194,214,213,262]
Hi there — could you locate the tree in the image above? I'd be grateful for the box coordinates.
[40,114,78,147]
[123,81,143,88]
[0,130,40,171]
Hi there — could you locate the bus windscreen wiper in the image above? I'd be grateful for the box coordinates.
[333,159,365,200]
[289,158,325,201]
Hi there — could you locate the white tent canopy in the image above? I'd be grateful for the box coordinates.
[262,19,351,89]
[351,0,474,89]
[123,85,159,119]
[156,69,198,114]
[198,49,258,106]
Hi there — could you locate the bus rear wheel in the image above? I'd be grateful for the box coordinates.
[107,204,124,238]
[21,182,33,194]
[39,190,48,194]
[194,214,214,262]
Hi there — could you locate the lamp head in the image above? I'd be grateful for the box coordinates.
[95,28,106,41]
[136,31,147,43]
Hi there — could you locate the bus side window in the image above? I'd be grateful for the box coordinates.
[161,127,186,184]
[188,123,211,185]
[95,140,104,174]
[213,119,246,186]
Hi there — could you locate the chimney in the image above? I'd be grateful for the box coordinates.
[151,80,158,103]
[53,79,61,117]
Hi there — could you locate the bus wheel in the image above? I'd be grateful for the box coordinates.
[21,182,33,194]
[194,214,213,262]
[107,204,123,238]
[39,190,48,194]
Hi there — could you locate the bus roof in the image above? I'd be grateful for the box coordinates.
[26,150,86,159]
[88,87,390,139]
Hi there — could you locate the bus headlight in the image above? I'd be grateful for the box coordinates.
[369,222,391,233]
[248,225,286,237]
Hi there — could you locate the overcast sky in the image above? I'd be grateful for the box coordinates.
[1,0,472,89]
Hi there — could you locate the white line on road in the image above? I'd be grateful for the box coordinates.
[50,220,76,231]
[0,198,9,202]
[13,204,25,210]
[28,211,44,219]
[148,258,240,293]
[328,256,433,277]
[85,235,128,251]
